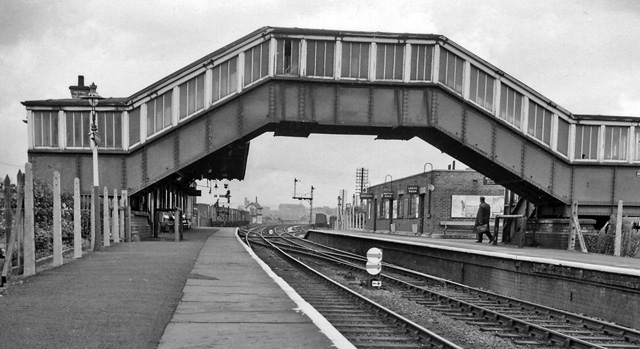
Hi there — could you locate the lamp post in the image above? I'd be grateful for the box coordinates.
[81,83,105,251]
[384,175,393,226]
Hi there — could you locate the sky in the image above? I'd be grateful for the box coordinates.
[1,0,640,209]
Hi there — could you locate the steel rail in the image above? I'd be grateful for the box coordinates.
[266,232,640,349]
[251,232,465,349]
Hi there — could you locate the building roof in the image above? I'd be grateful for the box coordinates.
[21,97,129,108]
[246,202,262,210]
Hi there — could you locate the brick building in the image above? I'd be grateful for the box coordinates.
[364,169,505,236]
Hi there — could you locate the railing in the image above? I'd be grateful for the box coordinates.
[27,28,640,166]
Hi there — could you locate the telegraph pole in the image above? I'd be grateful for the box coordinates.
[293,178,314,224]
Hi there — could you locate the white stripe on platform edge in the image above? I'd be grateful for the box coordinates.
[235,228,356,349]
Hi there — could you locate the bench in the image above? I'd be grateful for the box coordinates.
[439,221,491,239]
[439,220,475,233]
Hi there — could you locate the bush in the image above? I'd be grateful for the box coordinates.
[588,215,640,257]
[1,176,91,258]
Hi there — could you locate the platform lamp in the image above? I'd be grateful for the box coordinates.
[384,175,393,226]
[81,83,105,251]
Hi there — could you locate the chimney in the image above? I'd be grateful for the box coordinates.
[69,75,90,99]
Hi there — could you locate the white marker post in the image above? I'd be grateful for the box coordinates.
[366,247,383,288]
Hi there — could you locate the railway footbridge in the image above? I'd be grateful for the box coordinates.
[22,27,640,242]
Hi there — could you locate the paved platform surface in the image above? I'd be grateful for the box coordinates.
[316,230,640,275]
[0,228,351,349]
[0,228,215,349]
[158,227,350,349]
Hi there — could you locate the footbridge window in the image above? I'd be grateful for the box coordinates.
[469,65,495,111]
[244,41,270,86]
[129,106,141,146]
[556,117,570,156]
[212,57,238,103]
[96,111,122,149]
[33,110,59,148]
[375,43,404,80]
[341,42,370,79]
[498,84,523,129]
[527,100,552,145]
[65,111,90,148]
[179,74,205,119]
[276,39,300,75]
[438,47,464,94]
[635,128,640,161]
[574,124,599,160]
[409,44,433,81]
[306,40,335,77]
[604,126,628,161]
[147,91,172,137]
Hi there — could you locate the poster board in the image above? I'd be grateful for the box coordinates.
[450,195,504,218]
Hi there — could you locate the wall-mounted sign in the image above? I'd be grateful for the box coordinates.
[450,195,504,218]
[382,191,394,199]
[406,185,419,194]
[360,193,374,199]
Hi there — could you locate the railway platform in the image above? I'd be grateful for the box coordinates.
[306,229,640,330]
[321,229,640,274]
[157,227,353,349]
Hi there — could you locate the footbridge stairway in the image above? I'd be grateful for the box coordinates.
[23,27,640,218]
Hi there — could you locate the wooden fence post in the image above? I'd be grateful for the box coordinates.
[568,202,578,250]
[52,171,63,267]
[2,171,25,284]
[615,200,623,257]
[23,163,35,276]
[119,195,125,242]
[3,175,11,254]
[122,190,130,242]
[103,186,110,247]
[174,208,180,242]
[16,173,24,270]
[112,189,120,244]
[74,178,82,259]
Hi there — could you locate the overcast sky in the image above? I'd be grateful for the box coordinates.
[1,0,639,209]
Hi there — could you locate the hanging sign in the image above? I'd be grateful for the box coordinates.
[406,186,419,194]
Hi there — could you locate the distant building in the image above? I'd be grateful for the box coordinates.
[245,197,263,224]
[365,169,504,236]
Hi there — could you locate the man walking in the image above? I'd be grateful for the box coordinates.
[475,196,493,243]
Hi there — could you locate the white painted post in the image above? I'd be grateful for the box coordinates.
[112,189,120,244]
[615,200,623,257]
[23,163,35,276]
[119,195,125,242]
[122,190,130,242]
[90,188,96,251]
[52,171,63,267]
[174,208,180,242]
[103,186,110,247]
[73,178,82,258]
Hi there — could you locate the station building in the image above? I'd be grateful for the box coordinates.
[364,168,505,237]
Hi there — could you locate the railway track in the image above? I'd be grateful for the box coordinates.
[242,226,463,349]
[240,225,640,349]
